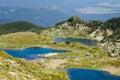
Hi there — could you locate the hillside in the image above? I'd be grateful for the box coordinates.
[85,20,104,32]
[0,51,68,80]
[42,16,90,38]
[55,16,85,26]
[0,32,53,48]
[104,17,120,30]
[41,16,120,57]
[99,17,120,57]
[0,33,120,79]
[0,18,120,78]
[0,21,44,35]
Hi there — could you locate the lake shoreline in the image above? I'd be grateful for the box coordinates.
[67,68,120,80]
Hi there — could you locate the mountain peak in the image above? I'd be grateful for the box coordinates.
[55,16,85,26]
[67,16,79,22]
[67,16,85,26]
[68,16,80,22]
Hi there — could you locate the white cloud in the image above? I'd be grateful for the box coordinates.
[76,7,120,14]
[52,4,58,10]
[9,9,16,13]
[76,2,120,14]
[98,2,120,8]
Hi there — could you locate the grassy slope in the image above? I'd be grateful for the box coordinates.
[0,32,53,48]
[41,27,91,38]
[0,31,120,77]
[40,49,120,75]
[0,51,68,80]
[0,31,108,58]
[0,21,44,35]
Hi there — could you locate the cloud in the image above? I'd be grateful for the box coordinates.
[76,2,120,14]
[76,7,120,14]
[9,9,16,13]
[52,4,58,10]
[98,2,120,8]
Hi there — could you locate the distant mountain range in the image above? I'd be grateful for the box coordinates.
[0,7,70,27]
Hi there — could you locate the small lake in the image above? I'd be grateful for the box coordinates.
[67,68,120,80]
[53,38,96,46]
[4,47,68,60]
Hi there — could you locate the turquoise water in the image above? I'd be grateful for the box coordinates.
[4,47,69,60]
[53,38,96,46]
[67,68,120,80]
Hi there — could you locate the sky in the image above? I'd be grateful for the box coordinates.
[0,0,120,15]
[0,0,120,26]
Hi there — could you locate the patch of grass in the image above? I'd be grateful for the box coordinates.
[0,51,69,80]
[0,32,53,48]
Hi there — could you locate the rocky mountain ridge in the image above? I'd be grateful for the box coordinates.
[47,16,120,57]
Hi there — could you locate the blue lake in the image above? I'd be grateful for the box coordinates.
[53,38,96,46]
[4,47,68,60]
[67,68,120,80]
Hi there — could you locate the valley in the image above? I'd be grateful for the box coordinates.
[0,16,120,80]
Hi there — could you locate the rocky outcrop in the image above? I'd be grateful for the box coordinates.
[100,40,120,57]
[99,18,120,57]
[90,27,104,41]
[88,17,120,57]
